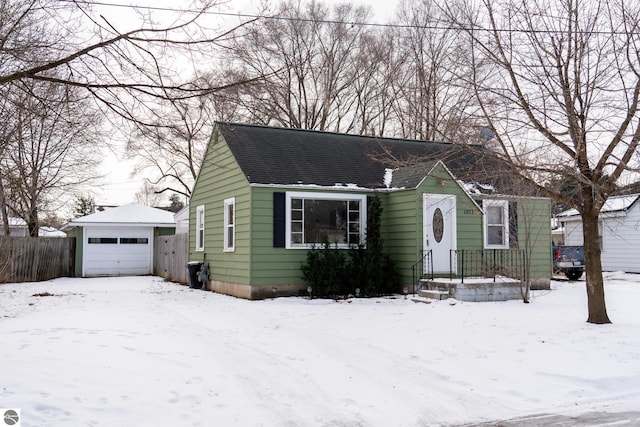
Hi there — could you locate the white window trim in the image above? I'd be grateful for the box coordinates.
[285,191,367,249]
[195,205,205,252]
[483,199,509,249]
[223,197,235,252]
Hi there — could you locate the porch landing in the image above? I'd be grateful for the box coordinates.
[414,277,525,302]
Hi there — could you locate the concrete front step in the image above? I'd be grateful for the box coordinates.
[419,278,524,302]
[418,289,450,300]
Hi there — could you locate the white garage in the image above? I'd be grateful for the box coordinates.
[64,203,176,277]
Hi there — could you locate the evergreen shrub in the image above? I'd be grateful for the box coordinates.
[301,194,398,297]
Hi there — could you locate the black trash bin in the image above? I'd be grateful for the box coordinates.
[187,261,203,289]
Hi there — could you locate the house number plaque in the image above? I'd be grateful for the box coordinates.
[433,208,444,243]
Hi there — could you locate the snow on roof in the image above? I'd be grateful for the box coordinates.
[7,217,27,227]
[458,180,496,195]
[39,226,66,237]
[604,194,640,211]
[384,168,394,189]
[66,203,176,228]
[557,194,640,218]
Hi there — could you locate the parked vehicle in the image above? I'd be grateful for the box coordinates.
[553,245,585,280]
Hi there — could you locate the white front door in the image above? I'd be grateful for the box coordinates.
[423,194,457,274]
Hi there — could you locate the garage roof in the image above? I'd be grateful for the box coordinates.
[65,203,176,228]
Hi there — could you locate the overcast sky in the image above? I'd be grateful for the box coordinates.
[94,0,400,207]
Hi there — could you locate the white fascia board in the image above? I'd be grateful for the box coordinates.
[67,222,175,228]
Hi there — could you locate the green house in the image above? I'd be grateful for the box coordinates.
[189,122,551,300]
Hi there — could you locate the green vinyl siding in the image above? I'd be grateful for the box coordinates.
[249,187,301,286]
[248,187,372,286]
[189,130,251,285]
[382,189,420,285]
[155,227,176,236]
[381,164,483,286]
[475,195,552,279]
[67,227,83,277]
[515,197,552,279]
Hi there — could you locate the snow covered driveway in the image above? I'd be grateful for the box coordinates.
[1,275,639,426]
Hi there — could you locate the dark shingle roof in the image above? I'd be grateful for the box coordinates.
[390,162,439,188]
[216,122,494,189]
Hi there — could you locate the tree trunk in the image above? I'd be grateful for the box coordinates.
[582,212,611,324]
[0,179,9,236]
[27,203,38,238]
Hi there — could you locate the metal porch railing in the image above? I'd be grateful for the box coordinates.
[450,249,526,283]
[411,250,433,294]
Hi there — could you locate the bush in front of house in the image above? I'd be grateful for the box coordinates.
[348,245,398,297]
[300,242,349,297]
[301,195,398,298]
[352,193,398,296]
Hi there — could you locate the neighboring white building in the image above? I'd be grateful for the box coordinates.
[551,217,565,245]
[4,217,28,236]
[558,194,640,273]
[174,205,189,234]
[551,227,565,246]
[0,216,30,236]
[1,216,66,237]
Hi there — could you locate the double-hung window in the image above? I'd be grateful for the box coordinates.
[484,200,509,249]
[196,205,205,251]
[285,192,366,249]
[224,197,235,252]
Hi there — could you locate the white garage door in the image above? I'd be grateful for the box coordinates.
[84,227,153,276]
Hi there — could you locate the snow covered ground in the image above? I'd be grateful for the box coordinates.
[1,273,639,426]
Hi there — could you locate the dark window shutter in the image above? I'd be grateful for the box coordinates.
[273,192,286,248]
[509,201,518,248]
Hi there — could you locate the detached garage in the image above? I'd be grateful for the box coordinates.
[64,203,176,277]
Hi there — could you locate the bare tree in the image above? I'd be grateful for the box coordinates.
[135,180,163,207]
[1,78,101,236]
[223,0,377,132]
[391,0,482,141]
[127,96,214,198]
[347,30,402,137]
[508,193,553,304]
[0,0,261,124]
[446,0,640,323]
[0,90,14,235]
[203,71,246,124]
[0,0,264,227]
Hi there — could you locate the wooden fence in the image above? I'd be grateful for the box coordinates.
[154,233,189,284]
[0,237,75,284]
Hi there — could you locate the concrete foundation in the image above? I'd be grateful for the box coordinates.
[205,280,309,300]
[530,277,551,290]
[426,278,526,302]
